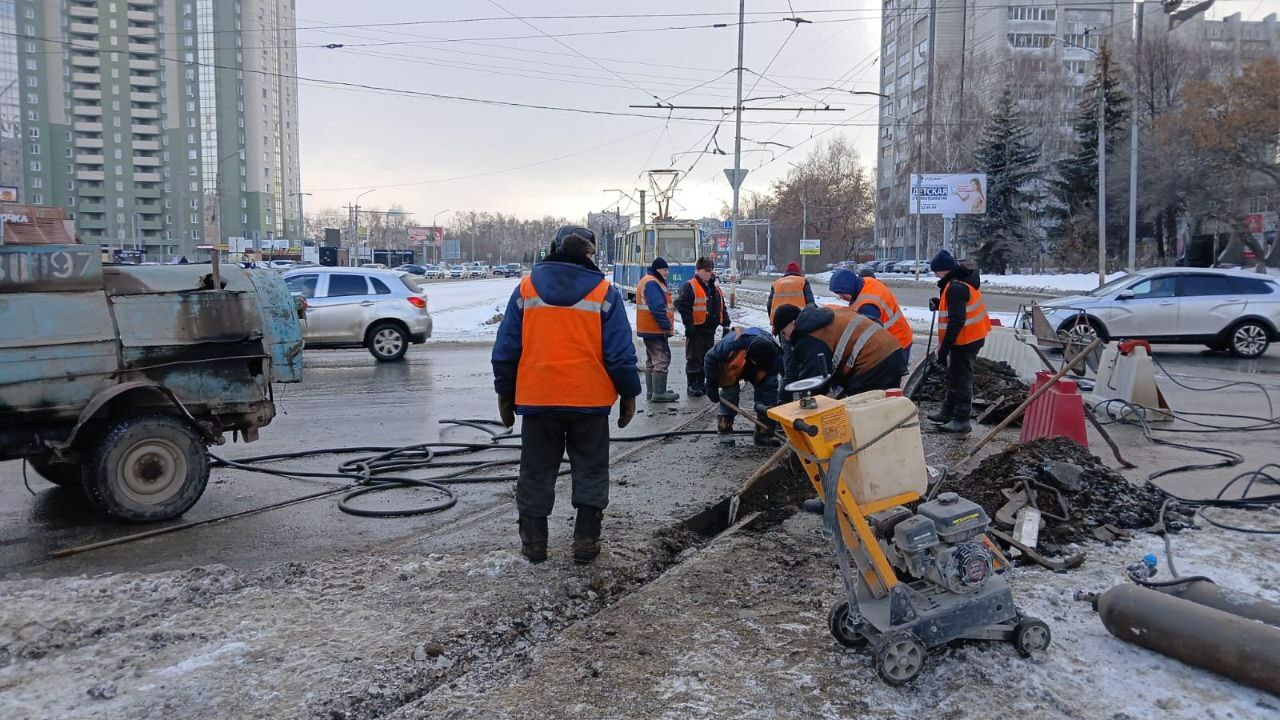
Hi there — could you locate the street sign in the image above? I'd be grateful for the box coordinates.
[721,220,733,229]
[723,168,748,190]
[800,238,821,256]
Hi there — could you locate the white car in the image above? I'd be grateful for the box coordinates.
[1033,267,1280,358]
[268,259,297,271]
[283,267,432,362]
[423,264,443,279]
[465,266,487,279]
[448,265,465,279]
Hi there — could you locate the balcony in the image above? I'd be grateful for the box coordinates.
[128,0,157,7]
[131,107,160,120]
[69,22,99,36]
[133,140,159,151]
[76,182,106,196]
[133,156,160,167]
[76,214,107,230]
[76,154,105,165]
[72,88,102,101]
[134,184,161,197]
[135,172,161,182]
[128,42,157,55]
[73,105,103,117]
[74,137,104,149]
[129,92,158,104]
[129,59,159,71]
[127,26,157,39]
[73,121,103,133]
[69,5,98,19]
[127,10,156,22]
[71,55,101,69]
[129,75,158,88]
[131,124,159,135]
[77,200,106,213]
[76,170,106,181]
[71,72,100,84]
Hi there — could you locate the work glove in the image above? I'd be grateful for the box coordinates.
[928,297,940,312]
[933,349,949,367]
[498,395,516,428]
[617,395,636,429]
[705,385,720,404]
[721,325,731,341]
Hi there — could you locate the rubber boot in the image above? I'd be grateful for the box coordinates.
[644,371,654,402]
[927,409,952,424]
[651,372,679,402]
[572,506,604,564]
[717,415,735,447]
[687,371,705,398]
[753,426,781,447]
[518,515,548,564]
[802,498,825,514]
[938,419,972,434]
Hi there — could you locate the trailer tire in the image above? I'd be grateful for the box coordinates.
[84,415,209,523]
[28,456,83,488]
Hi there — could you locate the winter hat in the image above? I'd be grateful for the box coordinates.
[552,225,596,255]
[784,261,802,275]
[771,303,803,335]
[649,256,669,272]
[859,266,876,278]
[929,249,958,273]
[696,256,714,271]
[828,268,862,298]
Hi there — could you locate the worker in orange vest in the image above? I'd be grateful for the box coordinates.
[773,304,907,400]
[766,261,815,322]
[492,226,641,564]
[927,250,992,434]
[635,257,680,402]
[674,256,730,398]
[828,268,914,361]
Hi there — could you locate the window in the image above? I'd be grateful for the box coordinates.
[1230,277,1278,295]
[24,59,36,71]
[1008,33,1052,48]
[116,197,125,208]
[285,274,319,298]
[28,127,38,139]
[30,160,40,172]
[1064,33,1099,50]
[1127,276,1175,299]
[32,194,42,204]
[26,76,37,87]
[370,277,393,295]
[31,177,42,188]
[27,110,38,121]
[1008,7,1055,21]
[66,148,73,158]
[114,149,123,160]
[29,143,39,154]
[187,149,197,160]
[1177,274,1235,297]
[325,274,370,298]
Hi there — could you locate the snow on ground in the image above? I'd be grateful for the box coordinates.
[806,270,1104,295]
[426,278,519,341]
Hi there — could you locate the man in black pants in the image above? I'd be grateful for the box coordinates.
[927,250,991,434]
[491,226,641,563]
[674,256,730,398]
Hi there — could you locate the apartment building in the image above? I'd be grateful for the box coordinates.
[4,0,300,259]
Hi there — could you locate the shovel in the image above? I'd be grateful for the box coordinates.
[715,396,793,525]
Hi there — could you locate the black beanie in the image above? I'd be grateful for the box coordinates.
[771,304,802,335]
[650,256,669,272]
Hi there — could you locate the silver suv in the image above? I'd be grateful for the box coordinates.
[1036,267,1280,358]
[283,267,433,361]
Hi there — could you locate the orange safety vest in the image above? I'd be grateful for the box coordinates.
[937,280,992,346]
[635,274,674,336]
[769,275,807,322]
[804,307,902,383]
[718,328,767,387]
[686,277,726,326]
[515,275,617,408]
[855,277,913,350]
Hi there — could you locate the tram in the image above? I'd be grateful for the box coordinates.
[611,219,701,301]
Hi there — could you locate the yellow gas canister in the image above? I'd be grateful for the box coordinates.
[840,389,927,504]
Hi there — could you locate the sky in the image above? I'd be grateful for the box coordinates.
[293,0,1279,228]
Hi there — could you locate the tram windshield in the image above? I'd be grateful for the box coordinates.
[660,229,697,264]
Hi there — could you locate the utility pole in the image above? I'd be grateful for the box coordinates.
[1127,2,1144,272]
[639,189,646,257]
[1097,37,1108,285]
[729,0,745,295]
[799,185,808,273]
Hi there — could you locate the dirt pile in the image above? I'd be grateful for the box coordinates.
[917,357,1029,424]
[946,437,1191,546]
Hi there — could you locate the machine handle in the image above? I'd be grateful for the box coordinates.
[792,418,819,437]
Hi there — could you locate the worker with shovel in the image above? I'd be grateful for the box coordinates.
[702,327,783,448]
[927,250,991,434]
[492,226,641,564]
[774,304,906,401]
[828,268,914,361]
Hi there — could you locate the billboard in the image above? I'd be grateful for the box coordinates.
[0,186,17,202]
[799,238,821,256]
[407,226,431,242]
[910,174,987,215]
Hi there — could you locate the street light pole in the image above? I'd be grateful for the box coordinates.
[1097,38,1108,285]
[728,0,746,308]
[1127,2,1144,272]
[432,208,450,265]
[352,188,376,266]
[288,191,312,248]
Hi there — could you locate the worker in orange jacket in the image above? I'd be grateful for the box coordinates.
[635,257,680,402]
[766,261,815,322]
[927,250,991,434]
[828,268,914,361]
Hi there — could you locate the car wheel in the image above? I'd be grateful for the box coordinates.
[84,415,210,522]
[1228,320,1270,359]
[1059,316,1105,346]
[368,322,409,362]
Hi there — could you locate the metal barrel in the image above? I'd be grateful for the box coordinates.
[1154,580,1280,630]
[1093,584,1280,696]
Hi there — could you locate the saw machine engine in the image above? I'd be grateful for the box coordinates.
[876,494,996,596]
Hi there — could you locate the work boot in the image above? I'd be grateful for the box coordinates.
[717,415,735,447]
[651,373,679,402]
[938,419,972,434]
[753,430,781,448]
[518,515,548,564]
[644,371,654,402]
[927,409,952,424]
[802,498,825,514]
[572,506,604,564]
[687,371,705,398]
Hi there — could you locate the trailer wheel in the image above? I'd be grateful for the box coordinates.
[84,415,209,523]
[27,456,83,488]
[874,631,927,685]
[1013,616,1052,658]
[827,600,867,648]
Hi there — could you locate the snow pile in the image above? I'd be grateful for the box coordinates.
[426,278,519,341]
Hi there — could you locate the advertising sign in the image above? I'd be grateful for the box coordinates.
[407,226,431,242]
[799,238,821,256]
[433,226,444,246]
[0,186,17,202]
[910,173,988,215]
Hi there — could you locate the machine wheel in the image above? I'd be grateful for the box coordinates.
[27,456,83,488]
[1228,321,1270,359]
[873,631,927,685]
[83,415,210,523]
[1013,617,1052,658]
[827,601,866,648]
[367,322,409,362]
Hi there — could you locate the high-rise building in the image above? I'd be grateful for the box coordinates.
[6,0,300,259]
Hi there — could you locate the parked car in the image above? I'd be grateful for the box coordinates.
[464,265,487,279]
[268,259,297,271]
[422,264,443,279]
[395,263,430,278]
[1033,267,1280,358]
[895,259,926,274]
[495,263,523,278]
[283,267,433,362]
[448,264,465,279]
[361,262,388,270]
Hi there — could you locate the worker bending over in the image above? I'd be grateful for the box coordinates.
[773,304,907,399]
[635,257,680,403]
[828,268,914,361]
[703,327,783,448]
[675,256,730,398]
[927,250,991,434]
[766,261,815,324]
[491,226,641,564]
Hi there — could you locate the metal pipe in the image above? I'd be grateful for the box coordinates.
[1089,583,1280,695]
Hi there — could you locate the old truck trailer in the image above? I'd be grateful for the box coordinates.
[0,244,303,522]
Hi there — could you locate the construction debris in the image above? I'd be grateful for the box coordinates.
[916,358,1030,425]
[946,437,1192,547]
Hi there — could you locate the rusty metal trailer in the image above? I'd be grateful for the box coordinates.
[0,244,303,522]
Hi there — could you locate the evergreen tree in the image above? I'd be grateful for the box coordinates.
[1048,45,1130,265]
[970,89,1041,273]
